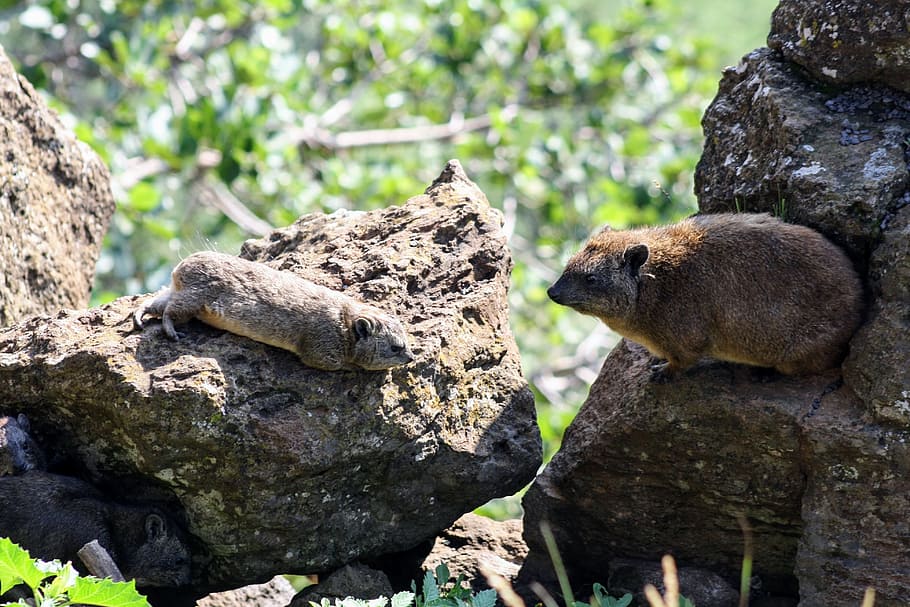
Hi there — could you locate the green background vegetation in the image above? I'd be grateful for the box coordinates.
[0,0,775,516]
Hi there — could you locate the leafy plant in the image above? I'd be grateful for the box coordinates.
[0,537,149,607]
[586,583,631,607]
[309,563,496,607]
[414,563,497,607]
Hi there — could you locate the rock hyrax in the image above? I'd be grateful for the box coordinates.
[0,414,45,476]
[548,213,863,376]
[0,471,191,588]
[133,251,413,371]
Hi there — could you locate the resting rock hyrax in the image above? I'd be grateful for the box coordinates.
[134,251,414,371]
[548,213,863,376]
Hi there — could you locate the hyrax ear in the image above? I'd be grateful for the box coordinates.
[623,243,650,276]
[353,317,375,340]
[145,513,166,541]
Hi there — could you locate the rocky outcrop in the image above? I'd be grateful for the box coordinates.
[768,0,910,92]
[523,8,910,607]
[198,576,296,607]
[0,45,115,326]
[0,161,541,598]
[376,513,527,594]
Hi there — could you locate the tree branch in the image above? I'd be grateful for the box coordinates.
[288,104,519,150]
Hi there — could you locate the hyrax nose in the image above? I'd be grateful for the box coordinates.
[547,283,563,304]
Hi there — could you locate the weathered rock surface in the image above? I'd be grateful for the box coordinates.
[521,341,810,599]
[197,576,296,607]
[0,160,541,597]
[695,48,905,262]
[607,558,738,607]
[768,0,910,92]
[524,36,910,607]
[289,564,394,607]
[376,513,527,594]
[0,44,115,326]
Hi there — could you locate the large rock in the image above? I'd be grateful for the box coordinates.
[523,44,910,607]
[0,44,115,326]
[694,48,905,261]
[768,0,910,92]
[0,161,541,597]
[521,342,809,602]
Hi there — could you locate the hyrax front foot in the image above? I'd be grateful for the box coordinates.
[133,288,185,340]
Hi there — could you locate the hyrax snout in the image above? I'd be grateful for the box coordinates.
[549,213,864,376]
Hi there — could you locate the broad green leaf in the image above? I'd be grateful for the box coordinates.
[67,576,150,607]
[421,570,439,603]
[391,590,416,607]
[42,562,79,598]
[0,538,47,594]
[434,563,450,586]
[470,589,497,607]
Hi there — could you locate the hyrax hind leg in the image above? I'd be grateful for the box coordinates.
[133,287,203,340]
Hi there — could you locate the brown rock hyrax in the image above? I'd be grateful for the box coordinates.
[548,213,863,376]
[0,414,45,476]
[0,471,191,588]
[133,251,413,371]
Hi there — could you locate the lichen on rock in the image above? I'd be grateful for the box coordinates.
[0,160,541,597]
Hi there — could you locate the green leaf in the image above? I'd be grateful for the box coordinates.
[127,182,161,213]
[67,576,150,607]
[391,591,416,607]
[421,570,439,603]
[0,538,47,594]
[434,563,450,586]
[42,562,78,598]
[470,589,497,607]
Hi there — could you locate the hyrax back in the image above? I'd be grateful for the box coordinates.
[133,251,413,371]
[548,213,863,375]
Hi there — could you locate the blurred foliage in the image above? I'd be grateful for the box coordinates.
[1,0,774,518]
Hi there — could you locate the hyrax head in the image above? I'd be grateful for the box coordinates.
[547,231,650,322]
[350,312,414,370]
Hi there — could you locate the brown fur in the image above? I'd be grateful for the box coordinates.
[548,213,863,376]
[133,251,413,371]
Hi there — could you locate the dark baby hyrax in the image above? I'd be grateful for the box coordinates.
[0,471,191,588]
[134,251,414,371]
[549,213,863,377]
[0,414,45,476]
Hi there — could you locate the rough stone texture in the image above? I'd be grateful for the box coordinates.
[289,564,394,607]
[694,48,906,262]
[378,513,527,594]
[0,44,115,326]
[768,0,910,93]
[524,43,910,607]
[607,558,738,607]
[521,341,810,600]
[0,160,541,598]
[197,576,296,607]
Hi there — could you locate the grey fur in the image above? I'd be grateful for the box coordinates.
[133,251,414,371]
[0,414,45,476]
[0,471,191,588]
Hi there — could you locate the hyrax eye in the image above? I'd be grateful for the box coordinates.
[585,273,597,284]
[391,344,404,354]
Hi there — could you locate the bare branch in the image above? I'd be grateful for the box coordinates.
[288,104,519,150]
[77,540,125,582]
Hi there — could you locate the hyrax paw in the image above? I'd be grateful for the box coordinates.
[648,360,677,383]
